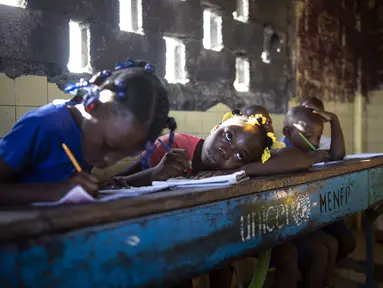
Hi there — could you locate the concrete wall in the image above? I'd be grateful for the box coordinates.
[0,0,295,113]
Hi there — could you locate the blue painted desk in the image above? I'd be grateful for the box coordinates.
[0,157,383,288]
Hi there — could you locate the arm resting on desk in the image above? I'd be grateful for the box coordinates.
[0,183,70,205]
[242,147,313,176]
[329,115,346,161]
[0,159,69,205]
[0,159,99,205]
[111,167,157,187]
[115,147,313,183]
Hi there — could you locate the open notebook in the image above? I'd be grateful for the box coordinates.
[152,171,248,188]
[33,171,247,206]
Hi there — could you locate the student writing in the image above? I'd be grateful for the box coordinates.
[0,59,174,205]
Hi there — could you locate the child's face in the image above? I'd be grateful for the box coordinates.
[201,119,265,170]
[285,118,323,152]
[81,101,149,169]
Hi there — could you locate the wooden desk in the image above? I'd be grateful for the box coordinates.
[0,157,382,287]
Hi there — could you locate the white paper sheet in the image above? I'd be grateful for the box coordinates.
[312,161,342,167]
[99,183,170,201]
[153,170,247,189]
[33,185,97,206]
[344,153,383,160]
[31,171,248,206]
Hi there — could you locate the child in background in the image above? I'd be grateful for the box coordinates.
[299,99,357,262]
[115,109,313,187]
[282,106,345,163]
[0,59,174,205]
[300,97,330,149]
[282,106,344,287]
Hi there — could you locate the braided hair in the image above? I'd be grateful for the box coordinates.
[255,116,274,150]
[65,58,176,169]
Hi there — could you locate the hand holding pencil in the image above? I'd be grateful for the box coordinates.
[152,148,190,181]
[62,143,99,197]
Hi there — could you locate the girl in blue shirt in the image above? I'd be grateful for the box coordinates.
[0,59,175,205]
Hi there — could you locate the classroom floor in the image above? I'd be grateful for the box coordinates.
[332,230,383,288]
[190,230,383,288]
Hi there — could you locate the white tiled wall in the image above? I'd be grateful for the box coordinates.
[15,76,48,106]
[0,74,15,106]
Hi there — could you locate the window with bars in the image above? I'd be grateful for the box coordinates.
[119,0,143,34]
[233,0,249,23]
[164,37,188,84]
[203,9,223,52]
[234,57,250,92]
[67,20,91,73]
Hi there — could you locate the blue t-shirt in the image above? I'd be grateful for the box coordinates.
[280,136,330,150]
[280,136,293,147]
[0,103,90,183]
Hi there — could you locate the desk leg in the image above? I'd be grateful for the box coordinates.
[361,210,375,288]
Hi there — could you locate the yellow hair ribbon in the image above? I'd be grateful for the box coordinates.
[261,147,271,163]
[246,114,267,126]
[247,116,258,126]
[254,114,267,125]
[267,132,277,144]
[271,141,286,149]
[222,111,234,122]
[213,111,269,135]
[261,132,276,163]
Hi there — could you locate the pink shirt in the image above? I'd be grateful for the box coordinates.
[148,133,203,167]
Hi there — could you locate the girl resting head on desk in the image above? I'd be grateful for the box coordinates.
[0,59,175,205]
[114,109,313,187]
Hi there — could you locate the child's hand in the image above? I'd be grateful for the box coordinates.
[100,177,130,189]
[62,172,99,197]
[307,150,330,164]
[312,110,336,122]
[190,170,232,179]
[152,149,190,181]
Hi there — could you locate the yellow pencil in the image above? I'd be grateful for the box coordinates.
[62,143,82,172]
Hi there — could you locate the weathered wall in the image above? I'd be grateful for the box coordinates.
[0,0,295,113]
[296,0,360,103]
